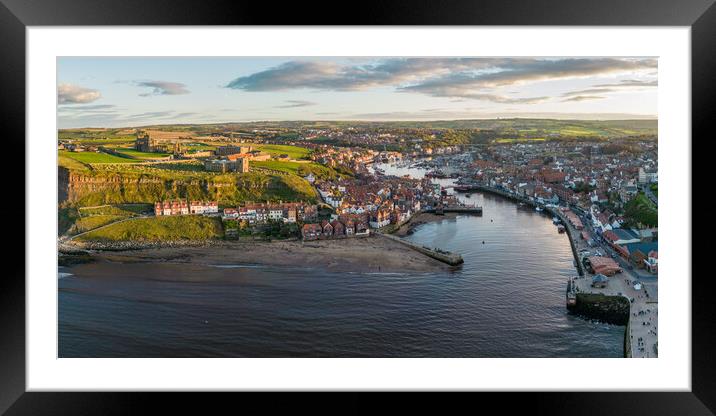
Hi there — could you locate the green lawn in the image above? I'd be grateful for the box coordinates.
[185,142,216,151]
[113,148,171,160]
[59,150,136,164]
[77,215,224,241]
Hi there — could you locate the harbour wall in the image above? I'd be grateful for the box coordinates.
[566,293,630,326]
[376,232,464,266]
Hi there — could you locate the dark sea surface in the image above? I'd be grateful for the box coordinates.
[58,162,624,357]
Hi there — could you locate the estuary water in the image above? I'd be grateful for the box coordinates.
[58,162,623,357]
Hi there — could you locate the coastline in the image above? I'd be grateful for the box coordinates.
[62,235,451,274]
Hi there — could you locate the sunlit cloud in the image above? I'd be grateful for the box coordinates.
[58,83,102,104]
[562,95,606,102]
[226,57,657,103]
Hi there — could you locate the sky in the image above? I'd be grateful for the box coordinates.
[57,57,658,128]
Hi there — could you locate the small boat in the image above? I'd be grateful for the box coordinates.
[535,206,543,212]
[552,217,561,224]
[465,193,471,198]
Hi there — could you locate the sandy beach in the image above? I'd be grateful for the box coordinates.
[77,236,450,273]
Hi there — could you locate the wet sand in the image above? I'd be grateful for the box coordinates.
[80,236,449,273]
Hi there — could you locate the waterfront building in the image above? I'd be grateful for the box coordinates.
[301,223,322,240]
[586,256,622,276]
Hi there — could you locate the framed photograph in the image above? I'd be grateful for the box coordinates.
[2,0,711,413]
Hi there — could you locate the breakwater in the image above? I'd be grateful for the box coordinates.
[376,232,464,266]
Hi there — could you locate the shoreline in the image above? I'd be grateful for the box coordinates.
[62,235,451,274]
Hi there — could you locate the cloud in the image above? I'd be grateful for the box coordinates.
[58,83,102,104]
[136,81,190,96]
[562,88,615,97]
[456,93,550,104]
[562,95,606,102]
[347,110,656,121]
[276,100,317,108]
[125,111,175,119]
[593,79,658,88]
[225,58,657,104]
[561,78,657,100]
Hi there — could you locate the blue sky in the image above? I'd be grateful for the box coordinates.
[57,57,658,128]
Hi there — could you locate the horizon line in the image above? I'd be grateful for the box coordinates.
[58,115,658,130]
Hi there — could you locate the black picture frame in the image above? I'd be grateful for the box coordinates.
[1,0,711,413]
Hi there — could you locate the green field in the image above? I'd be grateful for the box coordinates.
[78,204,152,217]
[61,204,153,235]
[185,142,216,151]
[58,153,91,171]
[77,215,223,241]
[252,160,343,180]
[113,148,172,160]
[252,144,312,160]
[59,150,136,164]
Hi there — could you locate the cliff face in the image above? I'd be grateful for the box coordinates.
[58,167,70,204]
[58,167,316,207]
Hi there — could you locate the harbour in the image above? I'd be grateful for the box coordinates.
[59,161,625,357]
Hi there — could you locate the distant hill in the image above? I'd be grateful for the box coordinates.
[59,118,657,140]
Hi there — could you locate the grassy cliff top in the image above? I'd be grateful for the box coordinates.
[77,216,224,241]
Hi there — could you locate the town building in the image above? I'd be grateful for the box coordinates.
[155,199,218,216]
